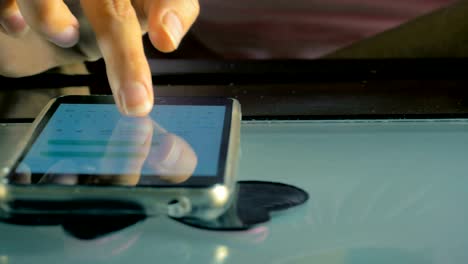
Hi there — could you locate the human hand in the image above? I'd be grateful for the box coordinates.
[0,0,200,116]
[81,116,198,186]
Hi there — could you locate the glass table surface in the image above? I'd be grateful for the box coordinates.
[0,119,467,264]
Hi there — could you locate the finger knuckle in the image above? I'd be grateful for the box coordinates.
[103,0,135,20]
[183,0,199,20]
[190,0,200,17]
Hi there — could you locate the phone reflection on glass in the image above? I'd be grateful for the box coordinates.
[13,116,198,187]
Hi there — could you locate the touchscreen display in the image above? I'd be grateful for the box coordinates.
[13,103,228,186]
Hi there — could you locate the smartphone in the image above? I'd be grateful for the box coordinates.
[0,95,241,220]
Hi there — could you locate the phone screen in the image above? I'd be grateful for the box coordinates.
[11,98,233,187]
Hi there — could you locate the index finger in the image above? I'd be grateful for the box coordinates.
[80,0,153,116]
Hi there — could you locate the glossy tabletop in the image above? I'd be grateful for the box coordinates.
[1,119,467,264]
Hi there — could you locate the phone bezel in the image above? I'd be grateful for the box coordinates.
[7,95,235,188]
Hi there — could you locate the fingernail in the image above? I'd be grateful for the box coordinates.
[49,25,79,48]
[0,11,28,36]
[162,11,184,49]
[160,136,182,169]
[118,82,152,116]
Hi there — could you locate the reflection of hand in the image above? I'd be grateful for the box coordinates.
[14,116,198,186]
[83,116,198,186]
[0,0,200,116]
